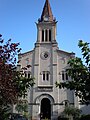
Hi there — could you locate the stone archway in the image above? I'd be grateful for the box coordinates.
[41,98,51,119]
[35,94,55,119]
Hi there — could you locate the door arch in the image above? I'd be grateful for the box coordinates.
[41,98,51,119]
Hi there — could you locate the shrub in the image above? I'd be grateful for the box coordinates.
[58,116,69,120]
[79,114,90,120]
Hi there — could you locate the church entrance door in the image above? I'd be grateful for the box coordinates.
[41,98,51,119]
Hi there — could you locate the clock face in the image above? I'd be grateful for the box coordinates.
[41,51,50,60]
[44,16,49,21]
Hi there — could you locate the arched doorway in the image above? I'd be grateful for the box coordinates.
[41,98,51,119]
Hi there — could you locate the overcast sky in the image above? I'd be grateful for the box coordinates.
[0,0,90,57]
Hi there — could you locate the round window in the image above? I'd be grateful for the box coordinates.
[41,51,50,60]
[44,53,48,58]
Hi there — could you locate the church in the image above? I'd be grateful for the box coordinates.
[17,0,90,119]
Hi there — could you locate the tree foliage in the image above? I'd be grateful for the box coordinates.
[56,40,90,104]
[15,100,28,115]
[63,106,81,120]
[79,114,90,120]
[0,34,35,119]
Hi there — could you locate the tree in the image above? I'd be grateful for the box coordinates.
[0,34,35,120]
[15,100,28,116]
[63,106,81,120]
[79,114,90,120]
[56,40,90,104]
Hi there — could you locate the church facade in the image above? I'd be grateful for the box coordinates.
[17,0,90,119]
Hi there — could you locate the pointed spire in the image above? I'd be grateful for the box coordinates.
[40,0,54,22]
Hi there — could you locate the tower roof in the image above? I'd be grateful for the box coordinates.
[40,0,54,22]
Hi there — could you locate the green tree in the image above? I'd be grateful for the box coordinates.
[63,106,81,120]
[0,34,35,120]
[79,114,90,120]
[15,100,28,116]
[56,40,90,104]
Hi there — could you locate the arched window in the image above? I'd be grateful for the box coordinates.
[49,30,51,41]
[24,71,27,78]
[42,29,51,42]
[46,72,49,80]
[45,30,48,41]
[61,71,68,81]
[24,71,31,78]
[43,72,45,81]
[28,71,31,78]
[62,71,64,80]
[42,71,50,81]
[42,30,44,42]
[66,73,68,80]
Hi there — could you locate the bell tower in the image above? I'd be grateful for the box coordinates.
[36,0,57,45]
[34,0,58,87]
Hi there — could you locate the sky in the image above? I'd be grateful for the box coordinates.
[0,0,90,58]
